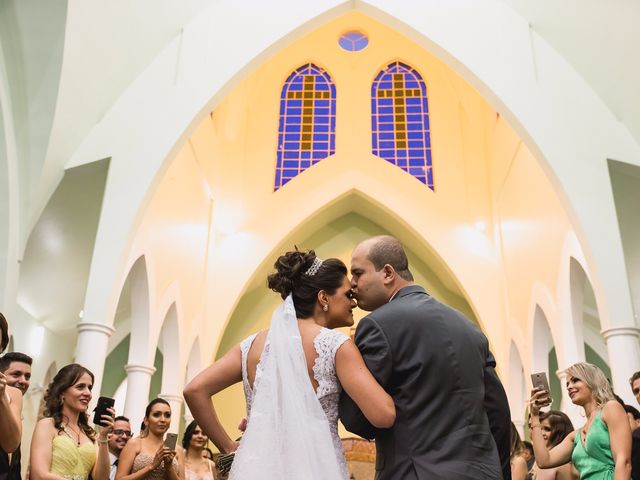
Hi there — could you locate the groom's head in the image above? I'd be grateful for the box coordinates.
[350,236,413,311]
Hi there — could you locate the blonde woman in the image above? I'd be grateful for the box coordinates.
[529,363,631,480]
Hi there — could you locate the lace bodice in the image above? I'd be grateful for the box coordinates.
[240,327,350,478]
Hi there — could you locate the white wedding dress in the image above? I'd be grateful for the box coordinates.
[228,296,350,479]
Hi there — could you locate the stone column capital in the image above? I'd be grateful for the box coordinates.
[159,393,183,404]
[124,364,156,376]
[77,322,115,336]
[600,326,640,340]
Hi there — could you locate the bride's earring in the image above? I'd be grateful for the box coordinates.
[322,304,329,312]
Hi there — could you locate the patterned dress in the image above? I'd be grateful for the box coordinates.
[240,327,350,478]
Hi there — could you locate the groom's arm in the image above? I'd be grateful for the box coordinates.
[483,349,512,480]
[339,315,392,440]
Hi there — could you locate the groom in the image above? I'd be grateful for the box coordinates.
[339,236,511,480]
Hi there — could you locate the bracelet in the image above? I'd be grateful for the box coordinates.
[530,423,541,429]
[98,438,109,444]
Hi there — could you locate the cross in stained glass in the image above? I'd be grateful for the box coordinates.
[375,73,421,149]
[287,75,331,150]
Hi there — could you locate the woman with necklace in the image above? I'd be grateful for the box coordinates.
[529,363,631,479]
[116,398,183,480]
[30,364,114,480]
[181,422,214,480]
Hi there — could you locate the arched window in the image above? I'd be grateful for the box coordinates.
[274,64,336,191]
[371,61,434,190]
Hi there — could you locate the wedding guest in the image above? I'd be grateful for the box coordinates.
[530,410,576,480]
[0,352,32,480]
[0,313,23,464]
[109,416,133,480]
[523,441,535,472]
[624,405,640,480]
[30,363,114,480]
[182,421,214,480]
[116,398,183,480]
[0,352,32,395]
[511,422,528,480]
[530,363,631,479]
[631,372,640,405]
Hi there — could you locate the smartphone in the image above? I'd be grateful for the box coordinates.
[531,372,551,393]
[92,396,115,427]
[164,432,178,450]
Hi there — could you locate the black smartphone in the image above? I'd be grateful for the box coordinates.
[92,396,115,427]
[530,372,550,393]
[164,432,178,450]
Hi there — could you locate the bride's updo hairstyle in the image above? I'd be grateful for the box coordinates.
[268,249,348,318]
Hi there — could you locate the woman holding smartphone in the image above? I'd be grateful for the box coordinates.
[30,363,114,480]
[116,398,184,480]
[529,363,631,480]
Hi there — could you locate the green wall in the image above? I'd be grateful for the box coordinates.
[101,334,130,398]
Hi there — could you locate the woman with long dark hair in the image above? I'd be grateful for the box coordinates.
[116,398,183,480]
[181,421,214,480]
[531,410,577,480]
[30,363,114,480]
[530,363,631,479]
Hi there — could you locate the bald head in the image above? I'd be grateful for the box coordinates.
[362,236,413,281]
[350,236,413,311]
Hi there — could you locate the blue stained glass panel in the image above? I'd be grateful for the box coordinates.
[339,31,369,52]
[274,63,336,191]
[371,61,434,190]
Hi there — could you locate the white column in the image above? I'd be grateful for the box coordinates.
[601,326,640,404]
[75,322,115,400]
[123,364,156,434]
[159,393,183,434]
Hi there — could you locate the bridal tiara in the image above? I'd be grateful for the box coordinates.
[304,257,323,276]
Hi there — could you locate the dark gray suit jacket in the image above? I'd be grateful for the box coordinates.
[339,285,510,480]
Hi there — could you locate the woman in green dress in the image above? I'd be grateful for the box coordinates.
[529,363,631,480]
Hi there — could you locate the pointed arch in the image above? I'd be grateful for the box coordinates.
[274,63,336,190]
[371,61,433,189]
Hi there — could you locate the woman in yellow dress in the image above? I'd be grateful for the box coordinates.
[30,364,114,480]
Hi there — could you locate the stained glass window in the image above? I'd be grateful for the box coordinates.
[371,61,434,189]
[339,31,369,52]
[274,64,336,191]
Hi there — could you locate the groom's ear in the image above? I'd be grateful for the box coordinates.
[382,264,396,285]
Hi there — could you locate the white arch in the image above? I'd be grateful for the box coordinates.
[507,341,526,434]
[74,2,638,363]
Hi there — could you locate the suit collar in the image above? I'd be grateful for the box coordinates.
[389,284,427,302]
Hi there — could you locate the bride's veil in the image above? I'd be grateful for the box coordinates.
[229,294,344,479]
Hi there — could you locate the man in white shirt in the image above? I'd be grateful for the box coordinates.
[108,416,132,480]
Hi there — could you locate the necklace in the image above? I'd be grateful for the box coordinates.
[64,424,82,446]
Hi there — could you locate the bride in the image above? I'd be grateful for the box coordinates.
[184,249,395,479]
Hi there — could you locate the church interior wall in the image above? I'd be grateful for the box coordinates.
[1,0,640,452]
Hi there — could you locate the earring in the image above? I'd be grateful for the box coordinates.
[322,304,329,312]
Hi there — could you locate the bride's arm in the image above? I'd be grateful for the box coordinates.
[183,345,243,454]
[335,339,395,428]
